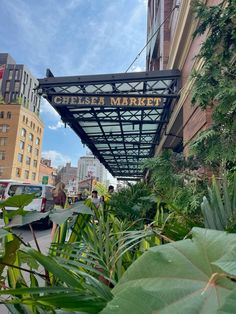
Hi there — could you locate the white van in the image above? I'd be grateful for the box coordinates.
[0,180,22,200]
[4,183,55,213]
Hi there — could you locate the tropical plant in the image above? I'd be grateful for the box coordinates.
[201,174,236,231]
[109,182,154,222]
[144,150,207,215]
[101,227,236,314]
[0,198,169,313]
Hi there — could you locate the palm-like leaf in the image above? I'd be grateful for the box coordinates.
[201,174,236,231]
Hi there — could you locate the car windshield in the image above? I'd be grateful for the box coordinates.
[8,185,42,197]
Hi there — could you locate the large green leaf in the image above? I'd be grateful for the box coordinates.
[6,211,49,227]
[213,246,236,277]
[49,203,93,225]
[0,236,21,276]
[101,228,236,314]
[0,194,36,208]
[217,288,236,314]
[24,248,83,289]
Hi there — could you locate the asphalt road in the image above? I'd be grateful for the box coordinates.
[12,225,51,254]
[0,225,51,313]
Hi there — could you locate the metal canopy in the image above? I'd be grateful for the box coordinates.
[38,70,181,180]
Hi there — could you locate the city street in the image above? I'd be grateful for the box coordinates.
[12,225,51,254]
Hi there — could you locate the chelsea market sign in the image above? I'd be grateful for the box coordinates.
[52,95,161,107]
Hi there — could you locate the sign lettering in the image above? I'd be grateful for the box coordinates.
[52,95,161,107]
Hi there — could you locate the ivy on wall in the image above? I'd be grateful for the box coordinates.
[190,0,236,169]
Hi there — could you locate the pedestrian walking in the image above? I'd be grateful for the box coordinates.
[51,182,67,240]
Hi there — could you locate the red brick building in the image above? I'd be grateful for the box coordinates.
[146,0,220,155]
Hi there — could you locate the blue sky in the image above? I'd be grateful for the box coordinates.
[0,0,147,167]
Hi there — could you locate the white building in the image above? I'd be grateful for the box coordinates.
[77,153,107,185]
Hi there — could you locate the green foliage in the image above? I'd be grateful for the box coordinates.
[109,182,153,221]
[191,0,236,168]
[101,228,236,314]
[190,128,236,168]
[201,174,236,231]
[144,150,207,215]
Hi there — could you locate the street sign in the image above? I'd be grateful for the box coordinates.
[42,176,48,184]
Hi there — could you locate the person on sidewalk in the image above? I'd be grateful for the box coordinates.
[51,182,67,240]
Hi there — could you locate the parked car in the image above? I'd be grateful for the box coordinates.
[2,182,55,227]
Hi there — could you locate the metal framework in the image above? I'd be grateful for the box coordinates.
[38,70,181,180]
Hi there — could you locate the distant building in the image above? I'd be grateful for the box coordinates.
[57,162,78,193]
[0,53,43,182]
[0,53,40,115]
[38,158,57,186]
[77,154,107,184]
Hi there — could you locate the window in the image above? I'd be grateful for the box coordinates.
[7,112,11,119]
[0,124,9,133]
[16,168,21,177]
[23,115,25,122]
[0,151,5,160]
[29,133,33,141]
[27,144,32,153]
[19,140,24,150]
[21,128,26,137]
[24,170,29,179]
[32,172,36,181]
[4,93,9,103]
[0,112,4,119]
[14,81,20,92]
[25,117,28,125]
[15,70,19,80]
[6,81,10,91]
[0,167,3,176]
[35,137,40,145]
[26,156,31,165]
[17,153,23,162]
[8,70,13,80]
[0,138,7,146]
[35,148,39,156]
[33,160,37,167]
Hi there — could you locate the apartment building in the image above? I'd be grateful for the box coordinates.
[0,53,43,182]
[77,153,107,184]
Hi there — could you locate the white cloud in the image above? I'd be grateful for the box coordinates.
[130,65,145,72]
[42,150,71,168]
[40,98,60,118]
[48,120,64,130]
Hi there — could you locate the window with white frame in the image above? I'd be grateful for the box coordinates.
[29,133,33,142]
[0,124,9,133]
[17,153,23,162]
[24,170,29,179]
[21,128,26,137]
[26,156,31,165]
[0,138,7,146]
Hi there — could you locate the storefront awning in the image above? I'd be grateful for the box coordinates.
[38,70,181,180]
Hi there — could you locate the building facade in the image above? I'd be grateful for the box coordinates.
[77,153,107,184]
[146,0,219,155]
[0,104,43,181]
[38,158,57,186]
[57,162,78,193]
[0,53,40,115]
[0,53,43,182]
